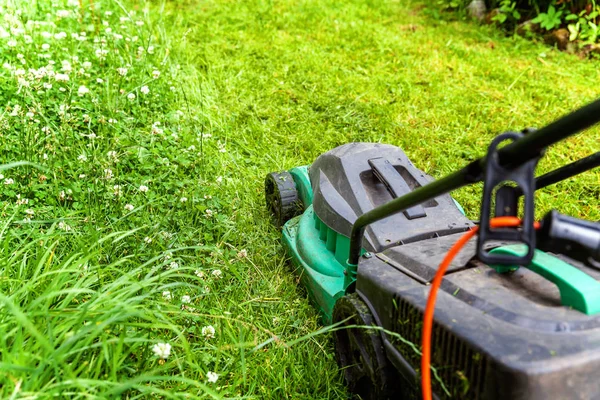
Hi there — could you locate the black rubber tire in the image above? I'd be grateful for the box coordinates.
[265,171,302,228]
[333,293,400,400]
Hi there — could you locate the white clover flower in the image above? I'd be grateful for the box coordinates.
[144,236,152,244]
[127,93,136,101]
[26,112,34,119]
[152,70,160,79]
[41,31,52,39]
[152,342,171,360]
[216,176,223,184]
[180,197,188,203]
[4,178,14,185]
[168,261,179,270]
[59,190,66,201]
[151,122,163,135]
[205,209,213,217]
[181,295,191,304]
[96,78,104,83]
[41,43,50,51]
[120,17,130,23]
[95,48,108,58]
[58,221,72,231]
[54,73,69,82]
[139,185,149,193]
[162,290,172,300]
[204,195,212,199]
[77,85,90,96]
[140,85,149,95]
[25,209,34,217]
[10,104,21,116]
[147,45,155,54]
[79,174,86,179]
[201,325,216,339]
[54,32,67,40]
[117,67,127,76]
[15,195,29,205]
[113,184,122,196]
[206,371,219,383]
[104,168,114,179]
[56,10,70,18]
[14,69,25,77]
[42,153,49,160]
[195,269,205,279]
[82,61,92,69]
[124,204,134,211]
[136,20,144,26]
[43,82,52,89]
[7,40,17,47]
[237,249,248,258]
[107,150,118,161]
[78,154,87,162]
[61,61,72,73]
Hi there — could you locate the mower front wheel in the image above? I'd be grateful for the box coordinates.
[333,293,399,400]
[265,171,302,228]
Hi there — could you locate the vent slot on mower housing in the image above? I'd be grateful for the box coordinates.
[392,295,488,400]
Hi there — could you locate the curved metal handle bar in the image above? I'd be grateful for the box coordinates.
[347,98,600,266]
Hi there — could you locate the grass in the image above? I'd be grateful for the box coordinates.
[0,0,598,398]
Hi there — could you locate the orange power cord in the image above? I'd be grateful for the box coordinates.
[421,216,541,400]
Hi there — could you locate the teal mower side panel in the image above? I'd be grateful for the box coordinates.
[282,165,467,323]
[282,165,352,323]
[289,166,313,207]
[283,207,347,324]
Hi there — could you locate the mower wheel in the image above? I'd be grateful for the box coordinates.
[333,293,399,400]
[265,171,302,228]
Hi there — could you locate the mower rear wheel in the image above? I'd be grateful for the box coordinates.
[265,171,302,228]
[333,294,399,400]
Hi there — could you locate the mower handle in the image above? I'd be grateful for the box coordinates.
[347,98,600,266]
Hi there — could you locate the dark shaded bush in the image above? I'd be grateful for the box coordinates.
[443,0,600,51]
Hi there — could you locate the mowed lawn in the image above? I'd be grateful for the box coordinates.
[0,0,598,398]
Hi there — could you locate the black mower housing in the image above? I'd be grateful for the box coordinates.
[309,143,600,399]
[309,143,473,253]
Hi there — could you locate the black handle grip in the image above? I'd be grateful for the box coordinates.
[538,210,600,265]
[477,132,540,266]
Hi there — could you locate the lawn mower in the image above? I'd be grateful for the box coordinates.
[265,99,600,400]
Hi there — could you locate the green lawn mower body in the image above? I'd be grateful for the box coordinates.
[265,142,600,400]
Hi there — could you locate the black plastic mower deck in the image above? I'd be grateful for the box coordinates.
[357,235,600,400]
